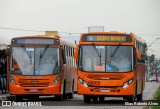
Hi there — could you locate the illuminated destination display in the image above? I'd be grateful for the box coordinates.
[82,34,132,42]
[11,38,60,45]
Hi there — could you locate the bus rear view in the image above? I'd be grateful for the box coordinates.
[74,32,146,103]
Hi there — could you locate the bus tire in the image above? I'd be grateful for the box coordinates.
[83,95,91,103]
[99,97,105,102]
[31,95,39,101]
[63,80,67,99]
[68,79,74,99]
[16,95,22,102]
[126,95,135,102]
[55,95,63,101]
[137,80,143,101]
[137,93,143,101]
[92,96,98,102]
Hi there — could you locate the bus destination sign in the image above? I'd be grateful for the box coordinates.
[82,34,132,42]
[11,38,60,45]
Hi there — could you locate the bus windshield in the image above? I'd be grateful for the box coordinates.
[79,45,133,72]
[10,47,60,75]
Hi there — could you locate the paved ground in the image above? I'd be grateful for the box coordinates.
[0,82,159,109]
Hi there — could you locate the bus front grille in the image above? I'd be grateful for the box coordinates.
[19,83,50,87]
[18,79,50,87]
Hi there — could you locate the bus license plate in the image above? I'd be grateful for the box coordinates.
[30,89,38,92]
[100,88,110,92]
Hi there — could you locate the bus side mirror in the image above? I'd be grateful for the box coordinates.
[62,49,66,64]
[136,49,141,61]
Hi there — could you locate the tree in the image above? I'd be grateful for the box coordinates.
[149,54,155,63]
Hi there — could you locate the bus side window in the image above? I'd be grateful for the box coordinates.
[12,58,20,70]
[62,48,66,64]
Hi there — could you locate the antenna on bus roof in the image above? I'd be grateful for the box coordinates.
[87,26,105,32]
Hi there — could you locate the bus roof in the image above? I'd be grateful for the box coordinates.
[60,39,76,48]
[79,31,146,46]
[135,36,146,44]
[83,31,128,35]
[11,35,59,40]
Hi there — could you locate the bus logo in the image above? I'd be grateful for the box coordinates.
[30,80,39,83]
[88,81,100,86]
[18,79,29,83]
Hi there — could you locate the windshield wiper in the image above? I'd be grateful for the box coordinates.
[92,43,101,57]
[92,43,102,65]
[21,45,32,64]
[111,44,121,57]
[39,45,49,65]
[40,45,49,58]
[21,45,32,58]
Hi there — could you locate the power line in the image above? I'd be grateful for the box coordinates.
[0,27,44,32]
[1,26,160,36]
[0,27,81,35]
[146,43,160,44]
[137,34,160,36]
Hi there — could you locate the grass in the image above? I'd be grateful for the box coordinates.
[151,86,160,109]
[143,86,160,109]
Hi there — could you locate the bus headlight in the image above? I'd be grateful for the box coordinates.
[10,75,16,84]
[78,78,88,88]
[122,79,133,89]
[53,74,60,84]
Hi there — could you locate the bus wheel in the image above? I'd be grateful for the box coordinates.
[92,96,98,102]
[126,95,135,102]
[16,95,22,102]
[137,81,143,101]
[99,97,105,102]
[68,80,74,99]
[83,95,91,103]
[137,93,143,101]
[32,95,39,101]
[68,92,73,99]
[91,96,98,102]
[55,95,63,101]
[63,80,67,99]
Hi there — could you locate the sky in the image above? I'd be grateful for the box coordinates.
[0,0,160,57]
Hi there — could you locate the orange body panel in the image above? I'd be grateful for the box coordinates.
[78,71,135,96]
[76,31,146,97]
[8,35,77,96]
[9,75,61,95]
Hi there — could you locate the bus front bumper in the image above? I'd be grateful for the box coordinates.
[77,82,135,96]
[9,84,61,95]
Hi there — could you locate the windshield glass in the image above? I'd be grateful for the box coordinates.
[79,45,133,72]
[10,47,59,75]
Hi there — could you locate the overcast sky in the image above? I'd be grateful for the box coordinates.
[0,0,160,57]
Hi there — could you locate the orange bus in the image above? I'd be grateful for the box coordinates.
[74,31,146,103]
[7,35,77,101]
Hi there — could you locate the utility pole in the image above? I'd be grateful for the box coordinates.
[147,50,154,81]
[146,38,160,81]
